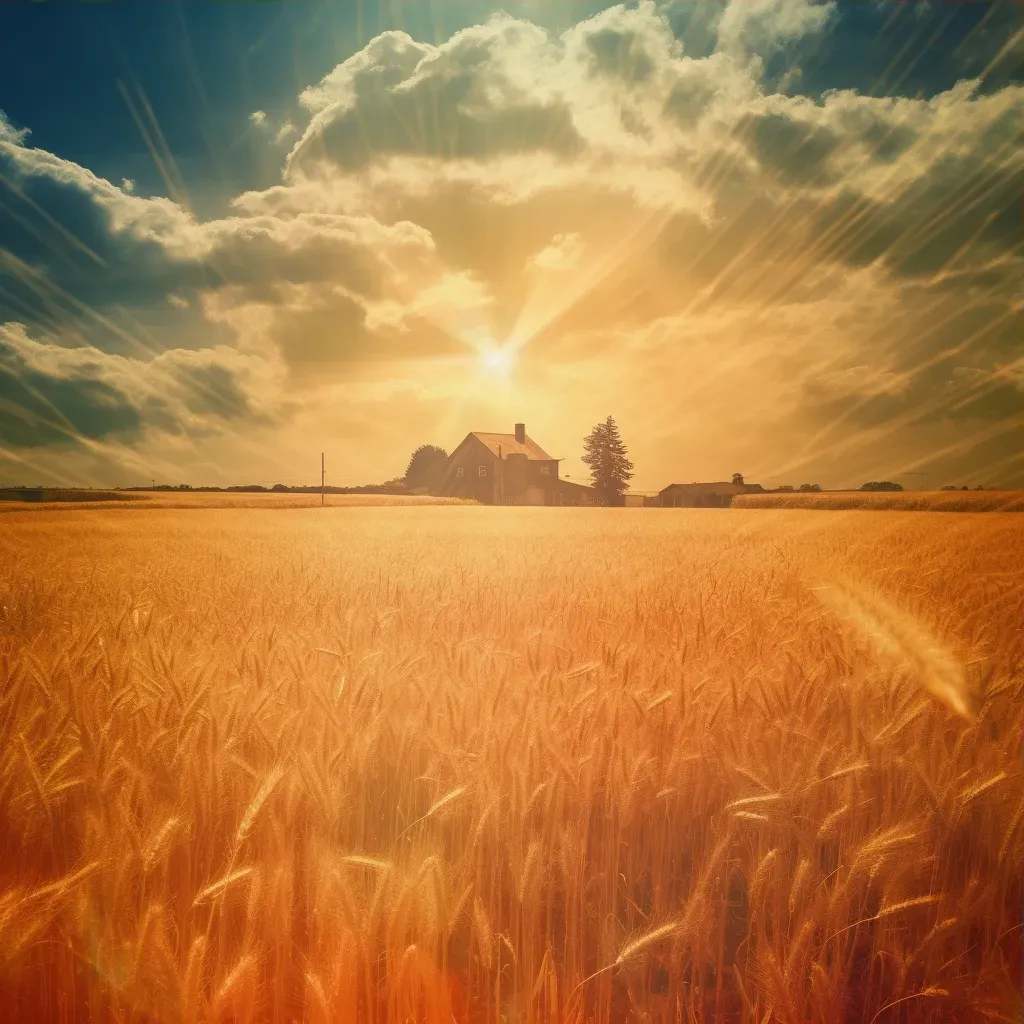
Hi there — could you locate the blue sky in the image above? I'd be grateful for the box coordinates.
[1,1,1021,488]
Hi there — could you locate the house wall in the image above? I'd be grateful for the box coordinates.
[503,453,529,498]
[439,433,566,505]
[553,482,603,506]
[442,439,498,503]
[512,459,557,500]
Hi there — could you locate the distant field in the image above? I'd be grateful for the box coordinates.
[734,489,1024,512]
[0,491,473,512]
[0,508,1020,1023]
[0,488,146,505]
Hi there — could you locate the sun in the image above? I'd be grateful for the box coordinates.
[479,345,515,378]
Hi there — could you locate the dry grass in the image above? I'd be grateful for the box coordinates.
[0,488,147,505]
[0,492,473,513]
[0,507,1020,1023]
[733,490,1024,512]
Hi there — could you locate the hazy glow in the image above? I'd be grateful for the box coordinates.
[479,344,515,379]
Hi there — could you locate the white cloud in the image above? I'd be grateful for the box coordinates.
[274,121,297,145]
[0,109,29,144]
[0,321,277,446]
[716,0,836,63]
[0,128,204,258]
[530,233,583,271]
[249,110,268,127]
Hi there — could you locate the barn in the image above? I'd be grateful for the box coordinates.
[0,488,44,502]
[658,481,764,508]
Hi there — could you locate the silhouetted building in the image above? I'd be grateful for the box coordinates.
[658,481,764,508]
[438,424,602,506]
[0,488,44,502]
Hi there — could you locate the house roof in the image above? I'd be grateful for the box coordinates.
[469,432,555,462]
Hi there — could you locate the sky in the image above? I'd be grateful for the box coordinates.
[0,0,1021,490]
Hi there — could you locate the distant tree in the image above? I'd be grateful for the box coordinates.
[582,416,634,505]
[272,483,288,492]
[860,481,903,492]
[776,485,795,492]
[732,473,745,486]
[799,483,821,492]
[404,445,448,491]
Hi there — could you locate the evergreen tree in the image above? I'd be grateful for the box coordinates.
[404,445,448,491]
[582,416,633,504]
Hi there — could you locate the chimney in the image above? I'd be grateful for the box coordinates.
[514,422,526,444]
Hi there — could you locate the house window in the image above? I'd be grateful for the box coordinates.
[456,467,464,478]
[540,465,550,475]
[478,465,487,477]
[503,497,514,505]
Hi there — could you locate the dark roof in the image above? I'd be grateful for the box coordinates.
[556,478,598,493]
[469,432,554,462]
[659,481,754,495]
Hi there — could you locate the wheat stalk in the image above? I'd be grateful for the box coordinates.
[192,867,253,906]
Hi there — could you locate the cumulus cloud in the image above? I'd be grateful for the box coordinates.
[716,0,836,63]
[0,127,204,259]
[529,233,584,271]
[287,20,582,177]
[274,2,1021,296]
[0,322,271,451]
[0,109,29,144]
[274,122,297,146]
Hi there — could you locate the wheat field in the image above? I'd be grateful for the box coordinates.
[0,506,1021,1023]
[733,491,1024,513]
[0,493,471,513]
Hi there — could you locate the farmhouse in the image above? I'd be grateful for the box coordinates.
[438,424,603,506]
[659,480,765,508]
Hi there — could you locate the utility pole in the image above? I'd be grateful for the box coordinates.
[321,452,325,507]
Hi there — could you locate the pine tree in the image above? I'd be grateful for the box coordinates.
[582,416,633,505]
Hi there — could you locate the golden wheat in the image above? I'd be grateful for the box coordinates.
[734,489,1024,512]
[0,505,1020,1022]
